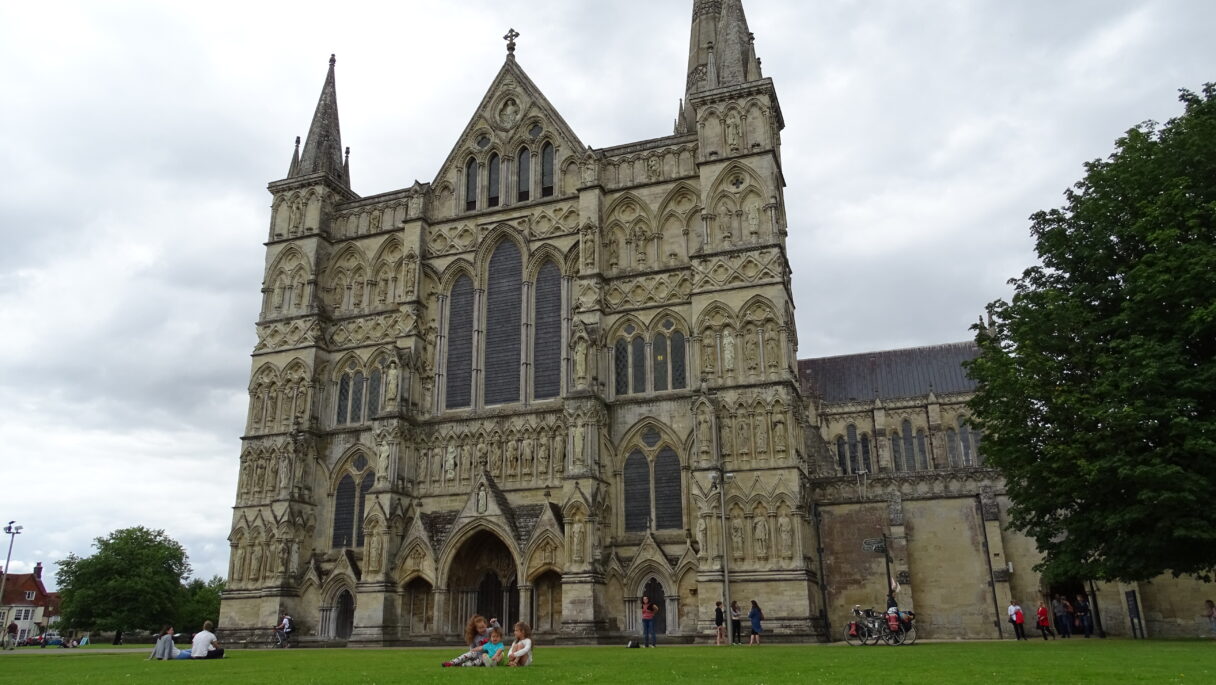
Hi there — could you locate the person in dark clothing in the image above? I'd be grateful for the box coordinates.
[714,601,726,645]
[1074,594,1093,638]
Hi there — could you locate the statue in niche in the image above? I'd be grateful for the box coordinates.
[461,443,473,480]
[730,518,744,561]
[554,434,566,474]
[777,515,793,560]
[251,392,264,424]
[369,212,381,232]
[232,546,246,581]
[737,417,751,457]
[721,416,734,457]
[607,233,620,268]
[573,424,586,469]
[476,443,488,469]
[581,155,597,185]
[289,199,303,231]
[537,438,550,480]
[477,485,488,514]
[403,256,417,296]
[490,442,503,475]
[417,449,428,482]
[697,406,713,463]
[755,419,768,458]
[368,532,383,571]
[386,361,400,406]
[521,438,535,480]
[772,416,787,454]
[632,225,648,266]
[696,517,708,558]
[746,206,760,238]
[765,331,780,369]
[251,544,263,578]
[239,457,252,495]
[754,517,769,560]
[444,445,457,482]
[278,454,292,492]
[499,98,520,126]
[581,230,596,270]
[726,112,741,150]
[646,156,660,181]
[571,522,585,563]
[266,391,278,428]
[722,328,737,371]
[433,450,443,483]
[278,540,290,574]
[701,335,716,373]
[574,337,589,387]
[377,439,392,480]
[507,440,519,476]
[266,457,279,495]
[744,331,760,373]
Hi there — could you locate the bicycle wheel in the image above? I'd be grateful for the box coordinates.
[902,625,917,645]
[844,623,865,646]
[882,625,906,646]
[865,622,883,645]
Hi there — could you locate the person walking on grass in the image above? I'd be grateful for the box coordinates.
[1036,602,1055,640]
[1008,600,1028,640]
[1074,594,1093,638]
[748,600,764,645]
[640,595,660,647]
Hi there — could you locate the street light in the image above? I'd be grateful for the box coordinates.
[710,473,733,644]
[0,521,23,631]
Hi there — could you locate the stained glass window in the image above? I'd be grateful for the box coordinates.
[487,153,500,207]
[533,262,562,399]
[332,474,355,547]
[653,333,668,392]
[631,337,646,394]
[336,374,350,425]
[517,148,530,202]
[541,143,554,197]
[671,331,687,389]
[653,448,682,529]
[484,241,522,405]
[446,276,474,409]
[465,158,477,211]
[614,339,629,395]
[624,451,650,532]
[350,372,365,423]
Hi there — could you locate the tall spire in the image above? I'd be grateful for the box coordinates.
[293,54,349,187]
[684,0,760,99]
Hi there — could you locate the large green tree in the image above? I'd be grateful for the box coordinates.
[967,84,1216,583]
[56,527,192,632]
[175,575,225,633]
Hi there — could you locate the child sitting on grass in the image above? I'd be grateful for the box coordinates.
[507,621,533,667]
[480,627,507,667]
[442,614,501,667]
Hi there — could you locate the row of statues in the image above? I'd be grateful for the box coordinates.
[695,513,795,563]
[414,432,569,492]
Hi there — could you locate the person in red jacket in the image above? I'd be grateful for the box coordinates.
[1007,600,1028,640]
[1036,601,1055,640]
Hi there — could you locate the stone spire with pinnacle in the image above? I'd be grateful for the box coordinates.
[679,0,762,131]
[292,54,349,188]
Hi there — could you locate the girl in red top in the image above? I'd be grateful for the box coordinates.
[640,596,660,647]
[1036,602,1055,640]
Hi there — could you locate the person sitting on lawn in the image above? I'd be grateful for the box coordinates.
[190,620,225,659]
[442,614,501,667]
[479,627,507,667]
[149,625,191,660]
[507,621,533,667]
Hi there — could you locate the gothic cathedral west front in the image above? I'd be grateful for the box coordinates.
[220,0,1208,645]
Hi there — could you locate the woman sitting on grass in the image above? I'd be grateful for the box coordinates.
[507,621,533,667]
[442,614,501,667]
[148,625,190,660]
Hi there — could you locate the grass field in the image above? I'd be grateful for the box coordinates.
[1,640,1212,684]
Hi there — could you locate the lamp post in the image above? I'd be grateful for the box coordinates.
[1,521,23,631]
[711,473,733,644]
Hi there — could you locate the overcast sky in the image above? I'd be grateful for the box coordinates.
[1,0,1212,590]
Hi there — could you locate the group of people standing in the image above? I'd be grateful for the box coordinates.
[708,599,764,646]
[1007,594,1094,640]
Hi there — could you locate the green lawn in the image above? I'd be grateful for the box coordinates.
[1,640,1212,684]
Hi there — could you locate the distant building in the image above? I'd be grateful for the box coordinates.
[1,563,59,641]
[219,0,1206,644]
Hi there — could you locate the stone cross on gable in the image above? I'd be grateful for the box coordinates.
[504,28,520,54]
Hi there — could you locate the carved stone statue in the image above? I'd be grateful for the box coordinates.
[726,112,741,150]
[386,360,400,405]
[778,515,793,560]
[233,546,246,581]
[632,225,648,266]
[490,442,503,475]
[730,518,744,560]
[499,98,519,126]
[607,233,620,268]
[581,157,597,185]
[477,485,488,514]
[289,200,303,230]
[574,337,589,387]
[744,331,759,372]
[537,438,550,480]
[765,331,780,369]
[647,156,660,181]
[461,443,473,480]
[369,211,381,232]
[444,445,457,482]
[754,517,769,560]
[755,418,768,458]
[377,439,392,480]
[507,440,519,476]
[696,517,708,558]
[722,328,736,371]
[251,543,264,577]
[404,256,417,296]
[571,521,585,563]
[701,335,716,373]
[278,454,292,492]
[521,438,535,479]
[773,416,787,454]
[737,417,751,457]
[368,532,383,571]
[573,424,586,469]
[554,434,566,474]
[581,230,595,270]
[416,449,428,482]
[266,457,279,495]
[476,443,488,469]
[697,407,713,463]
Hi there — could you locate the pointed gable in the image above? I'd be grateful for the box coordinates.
[432,56,584,189]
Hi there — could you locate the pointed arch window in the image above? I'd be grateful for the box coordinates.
[631,336,646,393]
[653,447,683,530]
[331,453,375,549]
[860,434,872,473]
[653,334,669,392]
[541,143,554,197]
[335,361,377,426]
[367,360,383,417]
[336,374,351,425]
[465,158,478,211]
[487,153,501,207]
[901,420,917,471]
[845,424,860,474]
[890,430,904,472]
[614,339,629,395]
[670,330,687,389]
[533,261,562,400]
[915,429,929,470]
[624,450,650,532]
[484,241,522,405]
[332,474,356,547]
[350,372,365,423]
[836,436,848,474]
[517,147,531,202]
[946,428,960,467]
[445,275,474,409]
[958,416,982,466]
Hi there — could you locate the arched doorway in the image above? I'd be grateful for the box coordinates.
[447,530,520,635]
[334,589,355,639]
[533,570,563,633]
[643,577,667,634]
[402,578,434,636]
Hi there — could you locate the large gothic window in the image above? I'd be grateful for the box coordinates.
[670,330,687,389]
[958,417,983,466]
[533,261,562,400]
[653,447,682,530]
[540,143,554,197]
[484,241,522,405]
[614,339,629,395]
[624,450,650,532]
[614,320,687,396]
[517,147,530,202]
[487,153,501,207]
[331,452,375,549]
[335,360,380,426]
[446,276,474,409]
[890,431,904,472]
[465,158,478,211]
[901,420,918,471]
[630,337,646,393]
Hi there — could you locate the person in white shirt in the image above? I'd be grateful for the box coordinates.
[507,621,533,667]
[191,620,225,659]
[274,613,292,648]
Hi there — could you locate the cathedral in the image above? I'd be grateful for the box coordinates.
[219,1,1208,644]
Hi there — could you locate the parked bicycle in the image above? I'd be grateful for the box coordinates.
[845,605,915,646]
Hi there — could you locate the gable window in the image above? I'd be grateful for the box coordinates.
[517,147,530,202]
[24,591,35,601]
[541,143,554,197]
[623,445,683,532]
[332,452,375,548]
[487,153,501,207]
[484,241,522,405]
[465,158,478,211]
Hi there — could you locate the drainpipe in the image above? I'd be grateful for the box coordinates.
[812,503,831,640]
[976,496,1003,639]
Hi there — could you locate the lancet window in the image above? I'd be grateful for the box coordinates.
[331,452,375,548]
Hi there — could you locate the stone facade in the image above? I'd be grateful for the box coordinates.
[219,1,1211,645]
